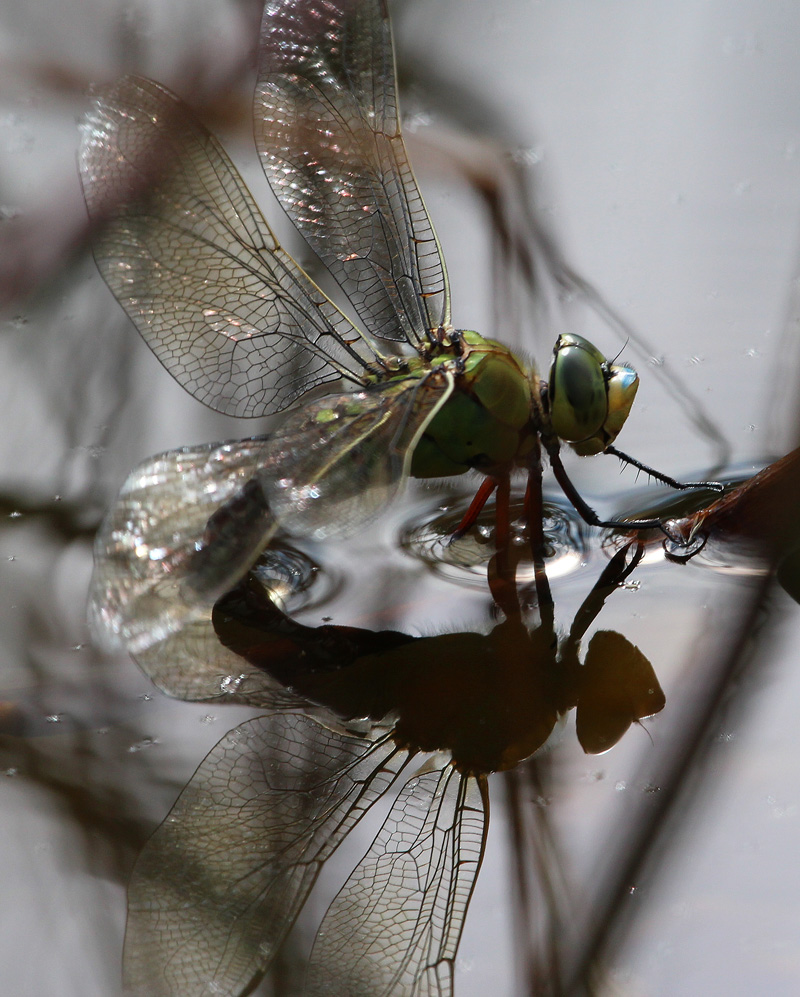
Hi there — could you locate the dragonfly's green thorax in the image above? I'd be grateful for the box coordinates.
[409,330,537,478]
[401,330,640,479]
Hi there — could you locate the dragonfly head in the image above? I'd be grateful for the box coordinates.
[548,334,639,456]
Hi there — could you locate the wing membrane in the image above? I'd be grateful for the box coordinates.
[132,615,304,709]
[307,767,489,997]
[88,437,279,654]
[262,368,454,537]
[123,713,409,997]
[79,75,384,417]
[89,370,453,654]
[255,0,451,347]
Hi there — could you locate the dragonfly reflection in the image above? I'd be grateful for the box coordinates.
[119,443,800,996]
[124,542,663,996]
[79,0,720,657]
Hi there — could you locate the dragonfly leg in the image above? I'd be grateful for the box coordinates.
[605,445,724,492]
[565,540,644,647]
[449,476,497,541]
[524,440,553,618]
[547,442,676,537]
[488,472,522,618]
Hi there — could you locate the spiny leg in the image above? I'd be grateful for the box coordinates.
[605,445,723,492]
[545,439,685,543]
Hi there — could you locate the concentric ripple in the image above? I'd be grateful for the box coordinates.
[399,491,592,589]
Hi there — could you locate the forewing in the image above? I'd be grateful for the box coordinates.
[79,75,383,418]
[255,0,451,348]
[90,371,452,655]
[123,713,409,997]
[306,768,489,997]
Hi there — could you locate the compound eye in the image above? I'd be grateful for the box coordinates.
[548,335,608,442]
[603,363,639,444]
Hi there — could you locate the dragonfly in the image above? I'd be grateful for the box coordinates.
[79,0,721,655]
[124,534,657,997]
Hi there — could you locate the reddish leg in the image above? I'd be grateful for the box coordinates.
[488,472,521,618]
[525,439,553,621]
[450,476,497,540]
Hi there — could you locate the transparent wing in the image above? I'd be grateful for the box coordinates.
[261,368,454,536]
[88,437,280,654]
[307,767,489,997]
[132,615,305,709]
[123,713,409,997]
[255,0,451,348]
[79,75,385,418]
[89,370,453,654]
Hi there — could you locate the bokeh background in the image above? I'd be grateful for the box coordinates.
[2,1,800,993]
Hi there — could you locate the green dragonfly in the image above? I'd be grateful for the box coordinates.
[81,0,718,654]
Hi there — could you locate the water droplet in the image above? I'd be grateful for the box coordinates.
[128,737,158,753]
[220,674,245,694]
[508,145,544,166]
[404,110,432,133]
